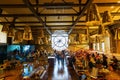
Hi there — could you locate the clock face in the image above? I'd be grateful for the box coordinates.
[53,36,66,47]
[52,32,68,51]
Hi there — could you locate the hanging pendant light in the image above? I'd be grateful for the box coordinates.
[23,32,33,40]
[36,37,40,44]
[24,25,31,32]
[36,37,44,44]
[86,4,102,26]
[38,29,44,38]
[1,24,9,33]
[7,27,15,37]
[102,11,113,26]
[98,25,103,35]
[23,26,33,40]
[14,31,23,42]
[43,37,49,44]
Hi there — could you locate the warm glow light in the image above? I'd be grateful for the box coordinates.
[24,45,30,51]
[93,43,96,50]
[118,1,120,3]
[111,6,114,9]
[52,30,68,51]
[101,42,105,52]
[52,59,69,80]
[97,43,100,51]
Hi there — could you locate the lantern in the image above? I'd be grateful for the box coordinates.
[7,27,15,37]
[23,26,33,40]
[38,29,44,38]
[86,4,102,26]
[24,25,31,32]
[14,31,23,42]
[1,24,9,33]
[102,11,113,26]
[98,25,105,35]
[23,32,33,40]
[43,37,49,44]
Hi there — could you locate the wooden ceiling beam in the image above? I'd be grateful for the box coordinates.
[0,13,79,17]
[23,0,52,35]
[15,25,86,28]
[0,3,85,8]
[0,3,120,8]
[96,3,120,6]
[68,0,93,34]
[0,21,86,24]
[0,12,120,17]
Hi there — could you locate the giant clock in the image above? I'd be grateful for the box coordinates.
[52,30,68,51]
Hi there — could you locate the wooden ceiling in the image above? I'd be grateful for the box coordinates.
[0,0,120,35]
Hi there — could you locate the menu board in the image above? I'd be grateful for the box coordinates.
[0,25,7,43]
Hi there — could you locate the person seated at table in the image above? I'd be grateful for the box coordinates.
[102,54,108,68]
[78,72,87,80]
[111,56,118,71]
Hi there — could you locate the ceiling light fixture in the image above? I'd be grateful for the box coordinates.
[117,1,120,3]
[110,6,114,8]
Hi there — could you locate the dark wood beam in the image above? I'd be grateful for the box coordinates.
[0,12,120,17]
[23,0,52,35]
[0,13,79,17]
[10,17,17,26]
[96,3,120,6]
[15,25,86,28]
[0,20,86,24]
[0,3,85,8]
[31,29,97,31]
[68,0,93,34]
[78,0,82,12]
[0,3,120,8]
[35,0,39,13]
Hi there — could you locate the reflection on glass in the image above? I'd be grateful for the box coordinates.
[52,59,70,80]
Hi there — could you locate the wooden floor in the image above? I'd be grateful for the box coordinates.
[0,57,120,80]
[48,58,72,80]
[48,58,79,80]
[48,57,120,80]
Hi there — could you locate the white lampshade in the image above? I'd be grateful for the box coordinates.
[23,26,33,40]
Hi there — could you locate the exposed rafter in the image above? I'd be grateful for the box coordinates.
[68,0,93,34]
[22,0,52,35]
[15,25,86,28]
[0,3,85,8]
[0,0,119,37]
[0,12,120,17]
[0,21,86,24]
[0,13,79,17]
[0,3,120,8]
[96,3,120,6]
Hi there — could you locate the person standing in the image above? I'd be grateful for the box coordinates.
[102,54,108,68]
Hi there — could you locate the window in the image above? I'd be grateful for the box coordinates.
[52,30,68,51]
